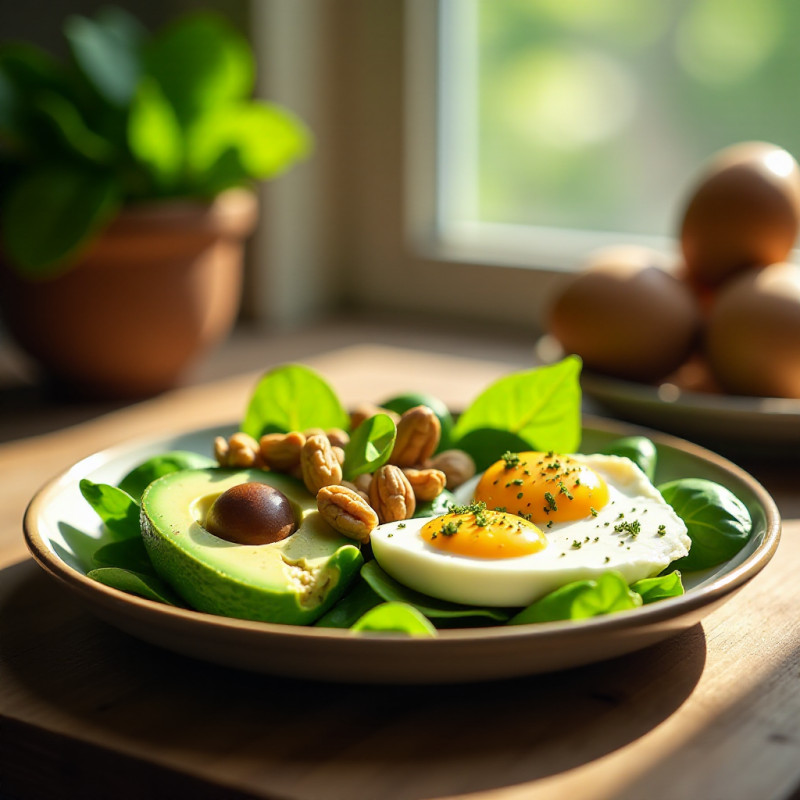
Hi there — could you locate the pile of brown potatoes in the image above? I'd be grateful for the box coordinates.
[548,141,800,399]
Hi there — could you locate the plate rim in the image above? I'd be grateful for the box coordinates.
[22,416,782,649]
[537,333,800,417]
[581,370,800,418]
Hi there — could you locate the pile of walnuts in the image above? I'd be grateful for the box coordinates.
[214,404,475,543]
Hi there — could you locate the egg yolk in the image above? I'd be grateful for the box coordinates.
[421,505,546,559]
[474,451,609,524]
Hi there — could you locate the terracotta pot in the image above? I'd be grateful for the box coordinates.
[0,189,258,398]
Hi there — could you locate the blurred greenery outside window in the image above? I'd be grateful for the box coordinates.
[431,0,800,271]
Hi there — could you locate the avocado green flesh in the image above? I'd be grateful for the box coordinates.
[140,468,363,624]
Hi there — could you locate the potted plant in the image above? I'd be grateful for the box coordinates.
[0,7,310,397]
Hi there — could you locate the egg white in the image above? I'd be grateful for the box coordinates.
[369,454,690,608]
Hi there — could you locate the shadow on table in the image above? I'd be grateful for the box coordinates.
[0,382,133,444]
[1,559,706,800]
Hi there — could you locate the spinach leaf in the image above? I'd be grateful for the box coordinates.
[79,479,140,540]
[508,571,641,625]
[241,363,349,439]
[351,602,437,636]
[659,478,752,571]
[414,488,456,518]
[602,435,657,481]
[92,537,155,575]
[55,522,105,574]
[451,356,582,455]
[315,577,382,628]
[342,413,396,481]
[361,560,512,623]
[118,450,216,500]
[452,428,531,472]
[87,567,184,606]
[631,571,684,604]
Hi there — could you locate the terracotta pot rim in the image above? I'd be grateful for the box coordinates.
[106,188,258,235]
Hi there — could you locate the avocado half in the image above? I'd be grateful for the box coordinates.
[140,467,363,624]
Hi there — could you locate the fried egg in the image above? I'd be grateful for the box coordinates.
[369,452,690,607]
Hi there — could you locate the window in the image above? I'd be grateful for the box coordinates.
[427,0,800,272]
[253,1,800,330]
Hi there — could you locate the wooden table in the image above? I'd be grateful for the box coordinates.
[2,343,800,800]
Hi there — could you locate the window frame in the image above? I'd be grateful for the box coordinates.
[251,0,678,330]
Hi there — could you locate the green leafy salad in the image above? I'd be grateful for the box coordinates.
[76,358,754,636]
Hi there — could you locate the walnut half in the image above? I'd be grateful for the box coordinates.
[369,465,416,523]
[317,485,378,543]
[300,434,343,495]
[389,406,441,467]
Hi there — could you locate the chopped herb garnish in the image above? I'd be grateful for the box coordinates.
[439,520,463,536]
[614,519,641,536]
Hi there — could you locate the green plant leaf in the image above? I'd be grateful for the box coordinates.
[64,10,143,107]
[361,560,512,623]
[79,479,140,541]
[452,356,582,455]
[342,414,396,481]
[351,602,437,637]
[631,571,684,604]
[33,90,116,163]
[314,577,382,628]
[186,101,311,191]
[241,364,349,439]
[1,164,118,276]
[94,6,148,50]
[87,567,184,606]
[92,537,155,575]
[602,436,657,481]
[453,428,532,472]
[0,69,17,135]
[658,478,752,571]
[0,44,73,152]
[143,12,254,125]
[508,571,641,625]
[118,451,216,501]
[127,77,183,188]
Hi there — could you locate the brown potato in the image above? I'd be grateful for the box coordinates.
[705,262,800,398]
[548,245,701,382]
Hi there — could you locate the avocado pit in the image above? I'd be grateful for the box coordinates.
[204,481,297,545]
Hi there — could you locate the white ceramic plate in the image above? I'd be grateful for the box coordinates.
[24,418,780,684]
